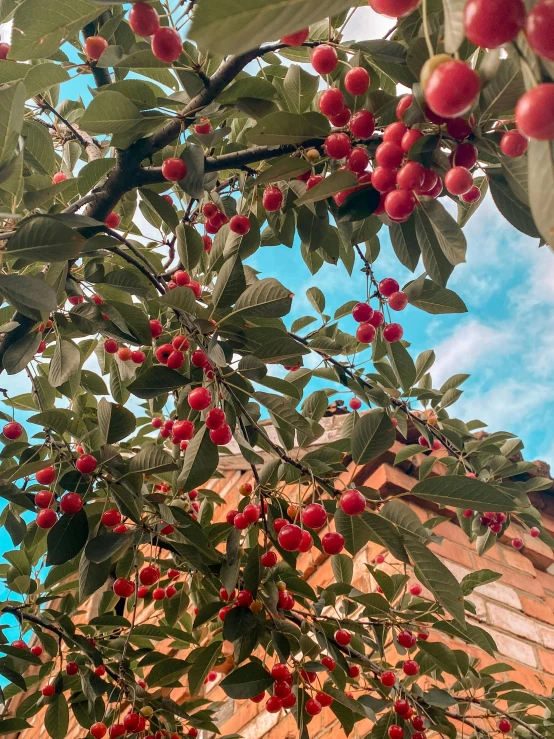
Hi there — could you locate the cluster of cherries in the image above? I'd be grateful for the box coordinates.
[462,506,540,550]
[112,563,182,602]
[200,201,251,237]
[352,277,407,345]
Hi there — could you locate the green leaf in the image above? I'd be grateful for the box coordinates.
[78,158,116,196]
[387,340,416,390]
[479,58,525,121]
[460,568,502,596]
[78,550,111,601]
[334,507,373,555]
[389,218,420,272]
[232,278,292,319]
[188,641,223,697]
[176,223,204,272]
[0,274,57,321]
[0,719,32,734]
[10,0,103,60]
[49,339,81,388]
[128,366,189,399]
[404,537,465,625]
[417,198,467,270]
[148,658,190,688]
[79,91,142,135]
[218,76,278,104]
[0,82,25,167]
[178,425,219,492]
[45,693,69,739]
[442,0,465,54]
[85,532,133,564]
[46,508,89,566]
[22,120,56,176]
[411,476,518,512]
[247,111,329,145]
[296,170,358,205]
[23,63,70,98]
[351,409,396,464]
[6,216,85,262]
[156,286,197,315]
[331,554,353,584]
[223,606,257,642]
[283,64,319,114]
[528,140,554,248]
[256,156,311,185]
[212,255,246,310]
[2,332,41,375]
[404,278,467,314]
[189,0,356,55]
[220,662,274,699]
[129,445,178,475]
[488,169,540,239]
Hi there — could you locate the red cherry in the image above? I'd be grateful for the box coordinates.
[150,319,163,338]
[91,723,108,739]
[151,26,182,63]
[36,466,56,487]
[60,492,83,514]
[52,172,68,184]
[174,270,191,287]
[103,339,118,355]
[271,663,291,681]
[124,715,141,733]
[394,699,410,715]
[400,129,423,154]
[188,387,211,411]
[31,644,43,656]
[233,513,249,530]
[242,503,260,524]
[298,529,313,553]
[12,640,27,650]
[266,696,282,713]
[446,116,474,140]
[356,323,376,344]
[498,720,512,734]
[201,234,213,251]
[334,629,351,646]
[412,717,425,731]
[281,28,309,45]
[345,67,370,95]
[383,122,408,146]
[302,503,327,529]
[205,408,226,430]
[530,526,540,538]
[403,659,419,676]
[76,454,97,474]
[426,61,480,118]
[37,509,57,528]
[263,186,283,212]
[113,578,135,598]
[160,523,175,535]
[383,323,404,342]
[500,130,528,157]
[3,421,23,440]
[352,302,373,322]
[155,343,173,365]
[379,277,400,297]
[230,214,251,235]
[398,630,417,648]
[129,2,159,35]
[0,43,10,60]
[330,107,352,127]
[194,117,212,134]
[261,550,277,567]
[322,656,336,672]
[464,0,525,48]
[350,109,375,138]
[94,665,106,677]
[306,699,322,716]
[42,685,55,697]
[389,291,408,311]
[237,590,253,607]
[85,36,108,60]
[131,350,146,365]
[347,147,370,173]
[311,45,338,74]
[318,88,344,117]
[396,95,413,120]
[368,0,421,17]
[368,310,385,328]
[512,537,524,550]
[68,295,84,305]
[278,524,303,551]
[388,726,404,739]
[251,692,265,703]
[444,166,473,195]
[66,661,79,675]
[139,565,160,586]
[117,347,132,362]
[167,351,184,370]
[162,157,187,182]
[210,424,232,445]
[340,488,366,516]
[372,167,397,193]
[274,517,287,532]
[152,587,165,601]
[349,664,360,678]
[102,509,122,527]
[375,141,403,168]
[325,133,351,159]
[526,1,554,60]
[396,161,425,191]
[409,582,422,595]
[105,212,120,229]
[385,190,416,222]
[375,553,385,563]
[451,141,478,168]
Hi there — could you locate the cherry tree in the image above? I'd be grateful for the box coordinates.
[0,0,553,738]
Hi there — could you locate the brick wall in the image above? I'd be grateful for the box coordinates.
[11,414,554,739]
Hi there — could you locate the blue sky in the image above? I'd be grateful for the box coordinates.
[2,5,553,644]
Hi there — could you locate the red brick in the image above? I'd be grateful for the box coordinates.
[521,596,554,626]
[539,648,554,675]
[430,540,474,569]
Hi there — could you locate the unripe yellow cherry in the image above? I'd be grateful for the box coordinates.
[305,148,320,162]
[140,706,153,718]
[420,54,452,90]
[276,581,287,591]
[250,600,263,613]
